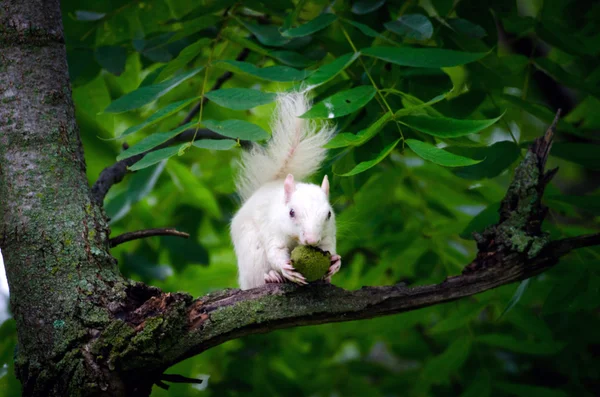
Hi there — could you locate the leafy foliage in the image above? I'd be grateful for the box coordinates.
[2,0,600,396]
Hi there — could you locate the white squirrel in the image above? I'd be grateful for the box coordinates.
[230,91,341,290]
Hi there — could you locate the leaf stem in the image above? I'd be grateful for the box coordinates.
[191,5,239,145]
[488,93,519,147]
[339,22,404,140]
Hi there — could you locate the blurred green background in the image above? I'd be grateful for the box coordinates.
[1,0,600,395]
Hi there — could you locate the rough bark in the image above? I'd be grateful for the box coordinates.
[0,1,130,395]
[1,2,599,397]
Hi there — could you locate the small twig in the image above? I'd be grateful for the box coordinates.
[154,380,170,390]
[91,154,145,205]
[161,374,204,385]
[533,108,561,168]
[109,228,189,248]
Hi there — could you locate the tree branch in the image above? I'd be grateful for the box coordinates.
[90,47,251,205]
[87,110,600,391]
[550,232,600,256]
[109,228,189,247]
[110,238,572,377]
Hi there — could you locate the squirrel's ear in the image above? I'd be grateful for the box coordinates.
[321,175,329,197]
[284,174,295,203]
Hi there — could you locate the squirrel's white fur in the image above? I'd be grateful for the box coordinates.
[230,91,341,290]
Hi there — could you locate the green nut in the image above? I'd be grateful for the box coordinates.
[290,245,330,282]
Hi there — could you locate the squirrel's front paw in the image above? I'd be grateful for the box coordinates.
[264,270,285,284]
[324,254,342,282]
[280,261,308,285]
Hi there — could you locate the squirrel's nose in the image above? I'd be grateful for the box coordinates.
[304,234,320,246]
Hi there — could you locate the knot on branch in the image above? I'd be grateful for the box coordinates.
[464,110,562,274]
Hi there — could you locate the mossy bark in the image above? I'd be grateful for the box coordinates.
[0,1,129,395]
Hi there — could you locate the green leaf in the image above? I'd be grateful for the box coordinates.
[129,145,185,171]
[535,22,588,57]
[139,65,166,87]
[343,19,389,41]
[133,34,175,63]
[434,89,486,118]
[238,20,289,47]
[534,57,600,99]
[323,133,362,149]
[431,0,453,16]
[384,14,433,41]
[362,46,487,68]
[551,142,600,170]
[498,279,530,319]
[496,383,568,397]
[214,60,309,82]
[500,94,580,135]
[270,50,313,67]
[447,18,487,38]
[406,139,484,167]
[451,141,521,179]
[117,122,197,160]
[546,194,600,216]
[542,265,596,315]
[430,302,487,334]
[167,16,220,43]
[192,139,237,150]
[392,91,448,117]
[351,0,386,15]
[94,46,128,76]
[460,202,500,239]
[104,66,204,113]
[222,28,271,57]
[202,119,269,141]
[117,97,198,138]
[460,373,492,397]
[0,320,17,366]
[342,18,402,47]
[422,337,471,383]
[157,38,210,82]
[476,334,565,355]
[204,88,277,110]
[105,163,166,223]
[282,14,337,38]
[282,0,306,31]
[501,15,535,35]
[75,10,105,21]
[300,86,377,119]
[337,139,400,176]
[400,114,503,137]
[176,0,238,23]
[67,49,101,87]
[166,161,221,218]
[325,112,392,148]
[304,52,361,87]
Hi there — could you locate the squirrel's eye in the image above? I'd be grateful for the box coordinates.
[289,209,295,218]
[327,211,332,220]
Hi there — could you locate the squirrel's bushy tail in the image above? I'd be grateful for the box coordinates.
[235,91,335,201]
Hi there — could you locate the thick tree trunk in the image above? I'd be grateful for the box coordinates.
[0,1,132,395]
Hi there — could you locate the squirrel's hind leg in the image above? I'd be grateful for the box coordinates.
[232,216,270,290]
